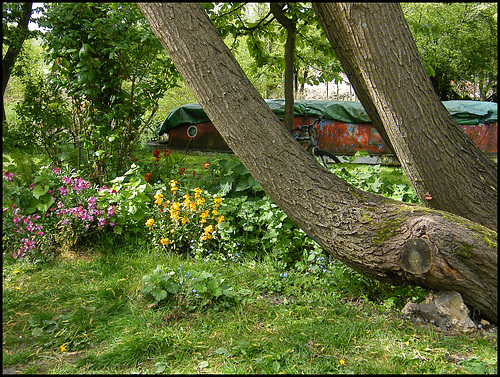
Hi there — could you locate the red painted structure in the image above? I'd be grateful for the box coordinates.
[162,116,497,158]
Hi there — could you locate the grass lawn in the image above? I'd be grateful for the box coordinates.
[2,241,497,374]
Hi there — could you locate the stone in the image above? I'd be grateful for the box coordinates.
[401,291,477,333]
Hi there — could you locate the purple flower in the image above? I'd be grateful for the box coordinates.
[87,196,97,207]
[32,214,40,221]
[25,222,34,232]
[58,187,68,196]
[107,206,116,218]
[4,172,15,181]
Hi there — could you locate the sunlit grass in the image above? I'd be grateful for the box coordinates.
[3,241,497,374]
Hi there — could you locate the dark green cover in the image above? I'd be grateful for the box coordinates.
[158,99,497,135]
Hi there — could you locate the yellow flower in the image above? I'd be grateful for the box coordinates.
[160,237,169,245]
[196,197,205,206]
[170,180,178,193]
[182,217,189,224]
[217,215,225,223]
[13,269,20,274]
[169,201,181,222]
[213,197,222,208]
[212,210,218,216]
[59,345,67,352]
[154,193,163,206]
[200,210,209,223]
[193,187,202,198]
[340,359,345,366]
[145,218,154,227]
[201,224,214,240]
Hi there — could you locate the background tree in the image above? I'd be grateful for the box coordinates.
[2,2,35,124]
[402,3,497,101]
[137,2,496,323]
[38,3,179,182]
[206,2,342,130]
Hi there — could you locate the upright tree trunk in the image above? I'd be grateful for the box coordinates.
[313,3,497,231]
[137,2,497,323]
[2,2,33,124]
[270,3,296,131]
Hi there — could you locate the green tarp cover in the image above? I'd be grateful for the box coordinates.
[158,99,497,135]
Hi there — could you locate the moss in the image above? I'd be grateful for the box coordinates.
[456,243,474,259]
[441,212,497,250]
[373,218,401,245]
[360,212,372,224]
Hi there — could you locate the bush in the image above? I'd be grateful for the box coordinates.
[141,264,239,312]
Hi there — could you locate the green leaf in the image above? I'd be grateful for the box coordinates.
[131,208,145,222]
[32,185,48,199]
[152,288,168,301]
[153,362,168,374]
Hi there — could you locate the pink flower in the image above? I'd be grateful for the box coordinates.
[52,167,60,174]
[4,172,15,181]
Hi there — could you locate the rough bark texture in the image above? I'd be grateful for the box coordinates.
[2,2,33,124]
[313,3,497,231]
[137,2,497,323]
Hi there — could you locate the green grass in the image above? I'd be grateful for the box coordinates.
[3,242,497,374]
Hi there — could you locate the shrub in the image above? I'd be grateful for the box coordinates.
[141,264,238,312]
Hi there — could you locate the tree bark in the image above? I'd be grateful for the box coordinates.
[137,2,497,323]
[270,3,296,131]
[2,2,33,124]
[312,3,497,231]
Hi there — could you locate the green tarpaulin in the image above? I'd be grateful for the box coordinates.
[158,99,497,135]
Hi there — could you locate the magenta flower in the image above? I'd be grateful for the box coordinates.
[4,172,15,181]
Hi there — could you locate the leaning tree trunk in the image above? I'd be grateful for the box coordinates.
[137,3,497,323]
[313,3,497,231]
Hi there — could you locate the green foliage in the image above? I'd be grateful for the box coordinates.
[98,163,153,236]
[402,3,497,100]
[13,72,73,162]
[38,3,180,183]
[141,264,239,312]
[206,3,342,99]
[206,154,264,198]
[329,161,421,204]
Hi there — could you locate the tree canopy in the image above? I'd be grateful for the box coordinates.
[402,2,497,101]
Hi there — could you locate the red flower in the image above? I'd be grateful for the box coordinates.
[179,168,186,175]
[144,173,151,183]
[193,171,196,176]
[153,149,160,158]
[202,161,210,169]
